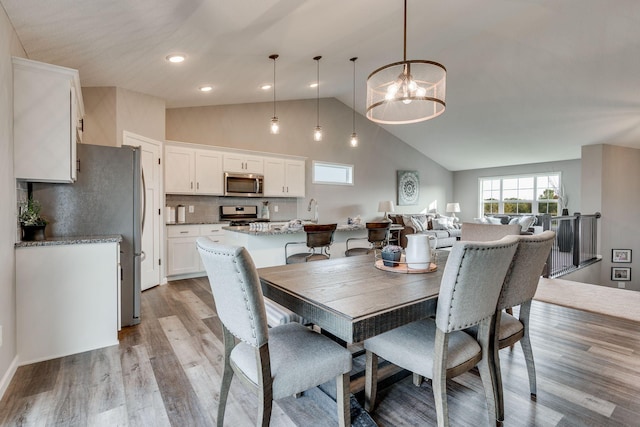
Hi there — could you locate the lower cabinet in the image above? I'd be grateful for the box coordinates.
[16,241,120,365]
[166,224,225,278]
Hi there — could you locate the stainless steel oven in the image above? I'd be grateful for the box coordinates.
[224,173,263,197]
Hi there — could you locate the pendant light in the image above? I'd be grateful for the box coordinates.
[366,0,446,124]
[313,56,322,142]
[349,57,359,148]
[269,54,280,134]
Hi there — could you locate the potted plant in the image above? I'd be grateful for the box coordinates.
[19,197,48,241]
[381,244,402,267]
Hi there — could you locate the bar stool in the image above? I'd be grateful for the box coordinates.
[285,223,337,264]
[344,222,391,256]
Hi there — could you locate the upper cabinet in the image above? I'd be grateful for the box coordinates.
[165,145,223,195]
[223,153,264,174]
[13,57,84,183]
[264,158,305,197]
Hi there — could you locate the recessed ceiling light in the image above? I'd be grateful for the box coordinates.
[309,83,318,88]
[261,84,272,90]
[166,54,186,63]
[199,85,213,92]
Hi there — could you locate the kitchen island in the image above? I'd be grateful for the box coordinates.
[223,223,367,268]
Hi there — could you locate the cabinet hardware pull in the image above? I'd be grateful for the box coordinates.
[180,231,188,234]
[197,182,199,190]
[190,182,193,189]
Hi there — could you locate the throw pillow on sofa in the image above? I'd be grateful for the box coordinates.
[509,215,536,231]
[411,216,425,232]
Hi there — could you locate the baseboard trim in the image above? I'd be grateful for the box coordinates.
[0,355,19,401]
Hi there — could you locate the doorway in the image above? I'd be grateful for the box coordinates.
[124,131,163,291]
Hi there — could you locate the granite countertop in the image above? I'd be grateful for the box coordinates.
[166,222,229,226]
[223,223,365,236]
[15,235,123,248]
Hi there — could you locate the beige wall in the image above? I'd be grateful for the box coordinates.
[0,6,26,396]
[166,98,454,223]
[82,86,165,147]
[583,144,640,291]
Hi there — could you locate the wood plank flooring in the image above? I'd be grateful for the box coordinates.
[1,276,639,426]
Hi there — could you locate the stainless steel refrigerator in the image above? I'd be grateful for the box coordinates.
[32,144,142,327]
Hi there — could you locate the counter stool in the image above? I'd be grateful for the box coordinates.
[285,223,337,264]
[345,222,390,257]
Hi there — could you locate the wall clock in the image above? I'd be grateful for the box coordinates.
[397,170,419,206]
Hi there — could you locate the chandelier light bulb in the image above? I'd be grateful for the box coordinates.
[270,117,280,134]
[350,133,358,147]
[314,126,323,142]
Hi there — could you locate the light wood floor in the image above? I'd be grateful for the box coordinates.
[1,277,639,426]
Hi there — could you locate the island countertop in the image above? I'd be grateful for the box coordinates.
[222,223,365,236]
[15,235,123,248]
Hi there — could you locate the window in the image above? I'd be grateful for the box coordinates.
[479,173,561,216]
[312,161,353,185]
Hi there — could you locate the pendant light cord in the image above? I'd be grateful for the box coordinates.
[403,0,407,62]
[351,57,357,131]
[314,56,321,127]
[269,54,279,117]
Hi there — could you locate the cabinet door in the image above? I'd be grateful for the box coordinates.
[165,146,195,194]
[13,58,80,183]
[195,150,223,194]
[223,153,264,174]
[263,158,286,196]
[285,159,306,197]
[167,237,201,275]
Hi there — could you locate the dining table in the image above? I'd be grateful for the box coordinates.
[258,251,449,344]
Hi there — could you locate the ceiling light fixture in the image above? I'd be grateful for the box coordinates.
[349,57,359,148]
[199,85,213,92]
[313,56,322,142]
[166,54,185,63]
[269,54,280,134]
[261,84,272,90]
[366,0,446,124]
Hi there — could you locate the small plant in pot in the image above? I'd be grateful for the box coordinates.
[19,197,48,241]
[381,244,402,267]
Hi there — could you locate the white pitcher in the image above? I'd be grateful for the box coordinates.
[405,234,437,269]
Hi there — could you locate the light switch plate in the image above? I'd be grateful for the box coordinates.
[188,205,194,213]
[618,282,626,289]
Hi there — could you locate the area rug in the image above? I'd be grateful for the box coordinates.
[534,278,640,323]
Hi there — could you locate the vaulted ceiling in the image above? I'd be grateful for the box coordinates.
[3,0,640,171]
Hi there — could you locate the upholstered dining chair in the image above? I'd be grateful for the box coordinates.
[364,236,519,427]
[488,231,555,422]
[344,222,390,256]
[285,223,337,264]
[196,238,352,427]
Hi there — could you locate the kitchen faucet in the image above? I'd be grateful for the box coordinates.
[308,198,319,223]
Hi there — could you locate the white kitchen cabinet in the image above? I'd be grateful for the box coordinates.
[166,224,225,277]
[223,153,264,174]
[264,157,305,197]
[16,241,119,365]
[164,145,223,195]
[13,57,84,183]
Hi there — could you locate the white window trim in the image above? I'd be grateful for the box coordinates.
[478,172,562,216]
[312,160,354,186]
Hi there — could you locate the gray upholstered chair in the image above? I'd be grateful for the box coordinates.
[363,236,519,427]
[196,238,352,427]
[285,223,337,264]
[460,222,522,241]
[345,222,390,256]
[489,231,555,421]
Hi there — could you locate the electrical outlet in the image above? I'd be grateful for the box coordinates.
[188,205,194,213]
[274,205,279,213]
[618,282,626,289]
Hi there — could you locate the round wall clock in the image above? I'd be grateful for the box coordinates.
[397,170,419,205]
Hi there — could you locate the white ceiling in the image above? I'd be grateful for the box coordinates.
[3,0,640,171]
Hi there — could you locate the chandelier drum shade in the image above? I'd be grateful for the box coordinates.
[366,0,446,124]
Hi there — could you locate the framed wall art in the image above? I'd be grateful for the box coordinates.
[612,249,632,263]
[397,170,419,206]
[611,267,631,281]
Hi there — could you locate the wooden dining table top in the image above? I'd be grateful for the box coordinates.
[258,251,448,343]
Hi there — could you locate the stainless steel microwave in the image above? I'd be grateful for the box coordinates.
[224,172,264,197]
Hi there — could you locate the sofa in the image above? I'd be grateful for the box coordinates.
[389,213,461,249]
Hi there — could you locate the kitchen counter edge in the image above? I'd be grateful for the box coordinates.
[15,235,123,248]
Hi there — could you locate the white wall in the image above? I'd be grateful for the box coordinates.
[0,5,26,396]
[452,159,582,222]
[166,98,453,223]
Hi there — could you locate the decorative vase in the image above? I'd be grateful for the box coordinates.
[381,250,401,267]
[21,224,46,241]
[405,234,435,269]
[557,209,572,252]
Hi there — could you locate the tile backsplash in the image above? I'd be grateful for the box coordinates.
[165,195,298,224]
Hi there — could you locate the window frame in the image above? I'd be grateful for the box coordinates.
[478,172,562,217]
[312,160,354,186]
